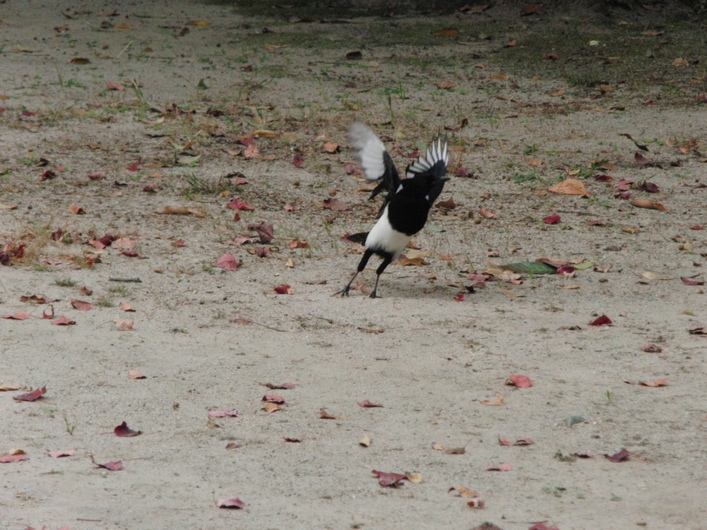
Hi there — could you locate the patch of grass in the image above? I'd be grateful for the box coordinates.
[512,172,540,183]
[96,297,115,308]
[109,285,129,295]
[181,173,242,199]
[55,278,77,287]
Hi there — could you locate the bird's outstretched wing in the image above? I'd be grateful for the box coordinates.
[349,123,401,203]
[405,138,449,179]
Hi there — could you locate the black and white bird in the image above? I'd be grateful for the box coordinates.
[338,122,449,298]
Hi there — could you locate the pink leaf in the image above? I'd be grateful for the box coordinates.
[262,394,285,404]
[51,315,76,326]
[119,302,135,312]
[641,343,662,353]
[215,252,240,271]
[371,470,407,487]
[115,320,134,331]
[639,378,668,387]
[217,497,245,509]
[13,386,47,402]
[70,298,92,311]
[0,453,29,463]
[292,153,304,168]
[605,448,630,462]
[243,143,258,159]
[126,160,141,171]
[357,400,383,408]
[90,455,122,470]
[589,315,612,326]
[106,81,125,91]
[127,369,145,379]
[274,284,292,295]
[681,276,704,286]
[248,222,274,243]
[543,213,561,224]
[3,312,29,320]
[453,292,465,302]
[114,421,141,437]
[506,375,532,388]
[226,198,255,211]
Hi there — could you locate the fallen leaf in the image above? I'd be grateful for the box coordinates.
[681,276,704,286]
[466,498,485,509]
[639,378,668,387]
[506,374,532,388]
[433,28,459,37]
[641,344,662,353]
[292,153,304,168]
[0,453,29,463]
[436,80,455,90]
[3,312,30,320]
[154,206,207,217]
[405,472,422,483]
[672,57,689,67]
[262,394,285,404]
[372,469,407,487]
[274,284,292,295]
[605,448,630,462]
[631,199,666,211]
[90,456,122,471]
[490,73,510,81]
[543,213,561,224]
[226,198,255,211]
[263,402,280,413]
[479,208,497,219]
[359,434,372,447]
[319,198,348,211]
[688,327,706,336]
[48,449,76,458]
[357,400,383,408]
[127,370,145,379]
[445,447,466,455]
[215,252,240,271]
[70,57,90,64]
[548,178,590,197]
[261,382,295,390]
[323,142,339,153]
[70,298,91,311]
[436,197,457,210]
[119,302,135,312]
[13,386,47,402]
[114,421,141,437]
[187,20,210,27]
[68,204,85,215]
[448,486,478,498]
[217,497,244,509]
[248,222,274,243]
[115,320,133,331]
[453,292,465,302]
[487,463,512,472]
[589,315,612,326]
[243,143,258,159]
[284,437,301,443]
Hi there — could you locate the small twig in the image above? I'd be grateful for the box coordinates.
[109,277,142,283]
[115,40,133,59]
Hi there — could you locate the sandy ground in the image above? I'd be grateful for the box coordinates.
[1,1,706,529]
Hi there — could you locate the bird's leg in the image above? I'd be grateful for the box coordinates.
[370,255,393,299]
[337,249,374,297]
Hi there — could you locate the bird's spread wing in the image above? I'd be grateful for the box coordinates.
[349,122,401,198]
[405,138,449,179]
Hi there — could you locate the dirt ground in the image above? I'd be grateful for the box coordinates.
[1,1,706,529]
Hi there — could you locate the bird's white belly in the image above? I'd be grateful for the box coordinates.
[366,207,411,258]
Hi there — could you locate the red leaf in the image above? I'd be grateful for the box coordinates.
[357,400,383,408]
[605,448,630,462]
[681,276,704,286]
[254,246,270,258]
[589,315,612,326]
[70,298,92,311]
[639,181,659,193]
[456,166,470,178]
[594,174,613,182]
[126,160,141,171]
[616,179,634,191]
[69,204,85,215]
[319,408,338,420]
[506,375,532,388]
[690,224,703,230]
[262,394,285,404]
[284,437,301,443]
[292,153,304,168]
[543,52,558,60]
[226,198,255,211]
[215,252,240,271]
[42,305,55,319]
[217,497,244,509]
[543,213,561,224]
[39,169,57,181]
[634,152,650,166]
[13,386,47,402]
[285,239,309,249]
[274,284,292,295]
[171,238,185,247]
[0,453,29,463]
[639,378,668,387]
[3,312,29,320]
[51,315,76,326]
[486,463,512,471]
[127,369,145,379]
[90,455,122,470]
[114,421,141,437]
[208,409,239,418]
[248,222,274,243]
[243,143,258,159]
[88,171,106,180]
[372,470,407,487]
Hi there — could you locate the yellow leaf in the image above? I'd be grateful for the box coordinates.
[263,402,280,413]
[405,472,422,483]
[187,20,210,27]
[448,486,478,498]
[114,22,133,30]
[490,74,509,81]
[359,434,371,447]
[548,178,590,197]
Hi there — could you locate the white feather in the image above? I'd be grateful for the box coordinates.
[349,122,387,182]
[365,206,411,259]
[406,138,448,179]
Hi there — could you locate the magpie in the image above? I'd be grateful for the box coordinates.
[338,122,449,298]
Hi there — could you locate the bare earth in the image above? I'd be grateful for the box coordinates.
[1,1,706,529]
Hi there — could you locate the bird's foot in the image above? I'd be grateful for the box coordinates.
[369,290,380,299]
[334,286,351,297]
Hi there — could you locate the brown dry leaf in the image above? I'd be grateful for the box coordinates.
[252,129,279,138]
[0,384,25,392]
[448,486,478,498]
[623,226,641,234]
[359,434,371,447]
[115,320,134,331]
[527,158,544,166]
[433,28,459,37]
[154,206,207,217]
[630,199,666,212]
[69,204,85,214]
[431,442,445,451]
[319,408,338,420]
[549,89,566,97]
[481,394,505,406]
[672,58,688,67]
[186,20,210,27]
[70,57,90,65]
[561,283,581,290]
[405,472,422,483]
[119,302,135,312]
[445,447,466,455]
[322,142,339,153]
[490,74,509,81]
[400,257,426,267]
[263,402,280,413]
[479,208,497,219]
[548,178,590,197]
[436,80,455,90]
[641,271,673,281]
[0,203,18,210]
[114,22,133,30]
